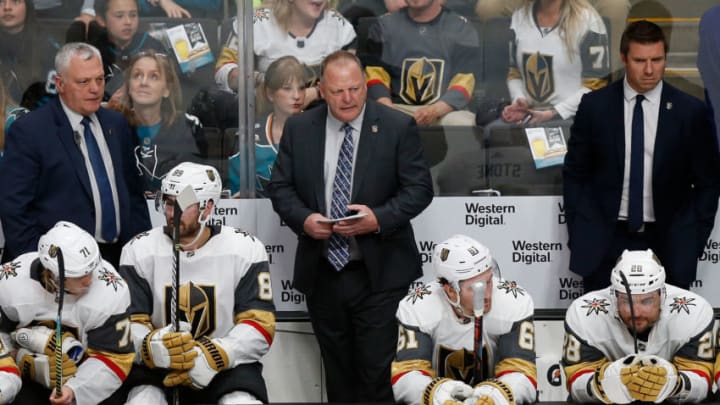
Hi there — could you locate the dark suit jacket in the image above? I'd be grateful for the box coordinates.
[0,96,151,260]
[267,100,434,295]
[563,80,720,286]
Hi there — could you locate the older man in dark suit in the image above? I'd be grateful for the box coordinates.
[563,21,720,292]
[0,42,150,268]
[268,50,433,402]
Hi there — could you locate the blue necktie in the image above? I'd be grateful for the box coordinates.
[328,123,354,271]
[81,117,117,242]
[628,94,645,232]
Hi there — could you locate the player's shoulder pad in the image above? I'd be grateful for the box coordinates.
[0,253,39,305]
[488,278,534,320]
[565,287,614,339]
[79,262,131,328]
[220,226,268,263]
[396,281,445,330]
[661,285,714,335]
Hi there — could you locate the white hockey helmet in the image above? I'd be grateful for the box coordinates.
[610,249,666,295]
[160,162,221,212]
[38,221,101,279]
[433,234,495,291]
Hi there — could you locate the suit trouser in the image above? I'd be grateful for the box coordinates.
[306,259,407,403]
[582,221,659,292]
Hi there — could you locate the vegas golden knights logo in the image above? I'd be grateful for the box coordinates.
[437,345,490,384]
[165,282,216,338]
[400,57,444,105]
[523,51,554,103]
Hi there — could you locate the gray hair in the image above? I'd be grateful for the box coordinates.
[55,42,103,75]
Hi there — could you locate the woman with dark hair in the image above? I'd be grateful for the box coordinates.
[228,55,307,197]
[109,49,201,195]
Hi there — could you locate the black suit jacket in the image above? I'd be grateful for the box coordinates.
[268,100,434,295]
[563,80,720,285]
[0,96,151,260]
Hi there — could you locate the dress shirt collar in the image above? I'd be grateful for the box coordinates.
[623,76,663,105]
[59,97,98,130]
[327,104,367,135]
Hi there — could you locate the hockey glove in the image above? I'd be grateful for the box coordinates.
[0,370,21,404]
[626,355,679,403]
[421,378,474,405]
[465,378,514,405]
[16,349,76,389]
[140,324,197,370]
[590,355,638,404]
[164,336,230,389]
[13,326,84,361]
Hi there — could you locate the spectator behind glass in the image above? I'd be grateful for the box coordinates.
[228,55,306,197]
[215,0,356,109]
[476,0,629,78]
[362,0,481,126]
[0,0,58,101]
[0,76,28,162]
[501,0,609,125]
[68,0,165,100]
[136,0,222,18]
[33,0,95,23]
[109,49,201,195]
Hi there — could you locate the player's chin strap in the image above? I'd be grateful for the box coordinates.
[444,288,474,321]
[178,208,211,250]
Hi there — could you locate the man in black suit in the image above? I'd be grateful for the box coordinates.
[0,42,150,268]
[268,50,433,402]
[563,20,720,291]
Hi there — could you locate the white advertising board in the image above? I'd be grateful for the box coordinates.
[148,196,720,311]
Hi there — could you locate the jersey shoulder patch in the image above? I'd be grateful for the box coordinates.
[397,281,445,330]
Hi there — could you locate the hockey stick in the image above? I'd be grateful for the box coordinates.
[472,281,486,385]
[618,271,638,354]
[54,247,65,398]
[170,185,198,405]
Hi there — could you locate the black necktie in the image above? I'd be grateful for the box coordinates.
[81,116,117,242]
[628,94,645,232]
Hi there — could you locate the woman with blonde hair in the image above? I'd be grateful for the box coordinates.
[228,55,307,197]
[502,0,610,124]
[110,49,201,194]
[215,0,355,109]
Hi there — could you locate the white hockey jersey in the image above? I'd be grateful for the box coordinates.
[508,3,609,119]
[215,8,356,92]
[0,253,134,405]
[119,225,276,365]
[563,285,715,401]
[392,278,536,405]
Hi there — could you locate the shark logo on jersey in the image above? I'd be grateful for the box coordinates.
[581,298,609,316]
[669,296,696,315]
[523,51,554,103]
[97,268,124,291]
[497,280,525,298]
[405,283,431,304]
[166,282,217,338]
[0,262,19,280]
[400,57,444,105]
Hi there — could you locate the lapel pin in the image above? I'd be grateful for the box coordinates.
[371,125,378,134]
[666,102,672,110]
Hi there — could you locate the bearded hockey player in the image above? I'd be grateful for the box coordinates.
[562,249,714,403]
[117,162,275,404]
[392,234,537,405]
[0,221,134,405]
